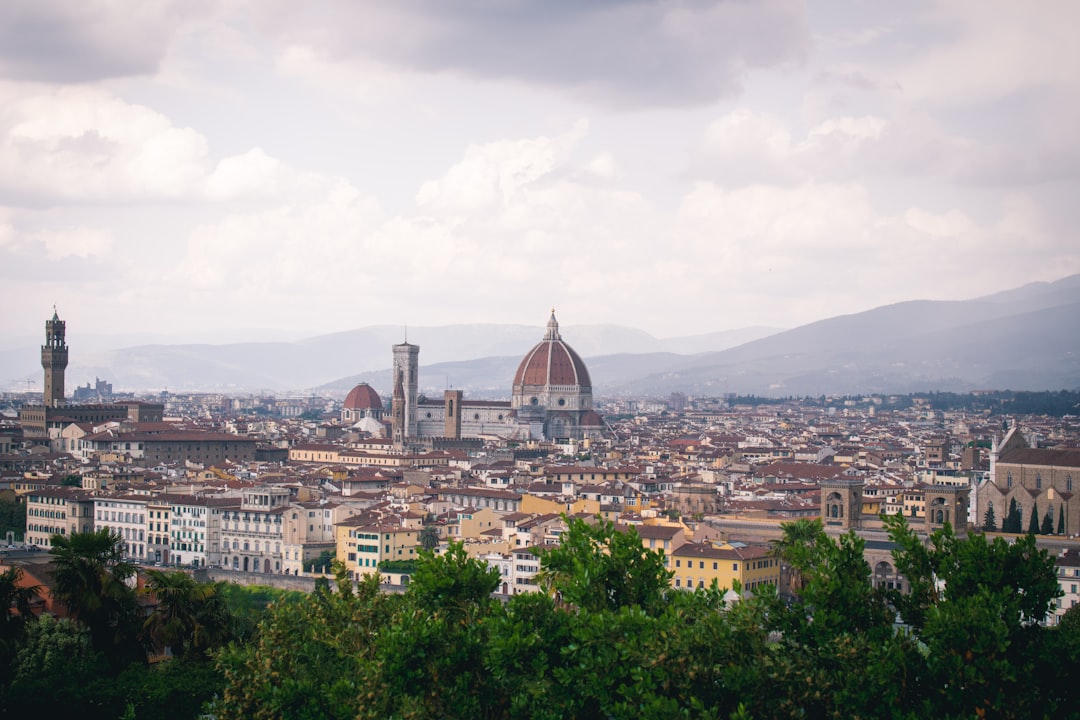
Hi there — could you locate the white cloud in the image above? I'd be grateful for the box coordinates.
[0,85,353,205]
[38,226,114,259]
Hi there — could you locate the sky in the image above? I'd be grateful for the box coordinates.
[2,0,1078,342]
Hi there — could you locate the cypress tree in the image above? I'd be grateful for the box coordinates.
[1041,506,1054,535]
[1005,498,1021,533]
[982,501,996,532]
[1028,501,1040,535]
[1059,504,1067,535]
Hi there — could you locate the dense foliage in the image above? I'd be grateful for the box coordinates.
[0,530,248,718]
[3,520,1077,719]
[213,516,1078,720]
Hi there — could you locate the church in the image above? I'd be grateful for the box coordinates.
[344,312,606,444]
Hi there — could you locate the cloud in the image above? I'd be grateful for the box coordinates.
[0,86,350,206]
[0,0,207,83]
[251,0,811,107]
[38,226,114,259]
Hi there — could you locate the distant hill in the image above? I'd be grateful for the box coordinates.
[4,274,1078,397]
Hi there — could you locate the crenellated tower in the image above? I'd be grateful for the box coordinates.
[41,308,68,407]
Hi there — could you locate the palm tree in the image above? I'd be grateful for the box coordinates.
[770,518,825,596]
[1,565,41,649]
[142,569,231,659]
[49,528,140,658]
[419,525,441,551]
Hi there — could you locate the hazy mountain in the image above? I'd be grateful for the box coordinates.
[5,274,1078,397]
[1,320,779,394]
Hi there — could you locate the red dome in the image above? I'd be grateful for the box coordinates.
[344,383,383,411]
[513,313,591,388]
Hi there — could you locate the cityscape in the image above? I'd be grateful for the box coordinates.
[3,1,1080,718]
[2,302,1080,717]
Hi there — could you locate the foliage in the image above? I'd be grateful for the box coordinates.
[303,549,336,573]
[212,517,1078,720]
[0,495,26,541]
[1028,501,1041,534]
[216,566,399,720]
[142,570,233,659]
[982,501,996,532]
[418,524,441,551]
[535,516,673,615]
[1003,498,1022,533]
[49,528,142,661]
[1041,507,1055,535]
[377,559,418,573]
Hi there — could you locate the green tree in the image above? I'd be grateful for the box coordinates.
[303,549,336,573]
[535,516,672,616]
[1028,501,1040,534]
[142,569,232,659]
[0,566,40,681]
[1041,506,1055,535]
[1059,504,1067,535]
[216,565,399,720]
[982,500,997,532]
[769,517,823,595]
[883,514,1061,718]
[49,528,141,661]
[1004,497,1021,533]
[0,495,26,541]
[3,615,114,717]
[418,524,441,551]
[0,565,39,642]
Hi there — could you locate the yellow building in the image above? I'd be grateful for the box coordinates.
[336,517,420,580]
[668,542,779,595]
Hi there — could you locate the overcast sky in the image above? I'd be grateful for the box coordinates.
[2,0,1078,342]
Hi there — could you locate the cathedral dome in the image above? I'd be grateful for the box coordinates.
[513,312,591,388]
[344,383,383,411]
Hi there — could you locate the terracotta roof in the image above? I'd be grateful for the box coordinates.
[344,383,384,411]
[999,447,1080,469]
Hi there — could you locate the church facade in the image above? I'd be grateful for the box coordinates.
[350,312,606,444]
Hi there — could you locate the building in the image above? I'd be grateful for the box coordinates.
[169,494,238,568]
[668,542,779,595]
[19,310,161,441]
[41,308,68,408]
[341,383,384,425]
[220,487,290,573]
[24,487,97,548]
[978,425,1079,535]
[94,494,149,561]
[381,312,605,444]
[511,312,604,441]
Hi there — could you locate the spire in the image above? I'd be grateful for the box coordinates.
[544,309,561,341]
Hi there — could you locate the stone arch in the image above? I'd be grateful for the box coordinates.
[826,492,844,519]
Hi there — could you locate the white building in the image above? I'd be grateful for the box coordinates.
[221,486,290,574]
[94,494,149,561]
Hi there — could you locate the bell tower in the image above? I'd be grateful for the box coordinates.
[41,308,68,407]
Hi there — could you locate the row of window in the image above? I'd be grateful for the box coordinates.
[1006,472,1073,491]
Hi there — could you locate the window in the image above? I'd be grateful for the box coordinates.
[1036,474,1042,490]
[1007,472,1013,488]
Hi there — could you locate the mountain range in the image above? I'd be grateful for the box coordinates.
[4,275,1079,398]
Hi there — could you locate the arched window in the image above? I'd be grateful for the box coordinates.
[1036,473,1042,490]
[1007,472,1013,488]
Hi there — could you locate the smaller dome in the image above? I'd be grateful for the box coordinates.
[344,383,383,411]
[580,411,604,426]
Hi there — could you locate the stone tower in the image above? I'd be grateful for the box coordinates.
[820,478,865,530]
[41,308,68,408]
[391,372,406,448]
[925,484,970,535]
[444,389,463,439]
[392,339,419,439]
